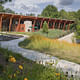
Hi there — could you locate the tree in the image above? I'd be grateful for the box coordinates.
[0,0,12,4]
[76,9,80,21]
[0,5,5,12]
[0,5,15,13]
[43,21,48,33]
[59,9,69,19]
[41,5,59,18]
[5,8,15,13]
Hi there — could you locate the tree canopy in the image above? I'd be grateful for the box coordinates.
[41,5,59,18]
[40,5,79,21]
[0,5,15,13]
[0,0,12,4]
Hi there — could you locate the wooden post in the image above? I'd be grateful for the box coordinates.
[58,21,61,29]
[48,20,50,29]
[40,19,43,29]
[32,20,36,32]
[17,18,21,32]
[67,23,70,30]
[52,20,56,29]
[0,15,2,31]
[9,16,13,32]
[63,22,66,30]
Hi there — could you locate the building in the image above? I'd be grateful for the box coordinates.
[0,13,75,32]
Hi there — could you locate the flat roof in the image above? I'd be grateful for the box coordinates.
[0,12,75,23]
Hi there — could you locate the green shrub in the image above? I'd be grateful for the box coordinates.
[43,21,48,33]
[75,24,80,39]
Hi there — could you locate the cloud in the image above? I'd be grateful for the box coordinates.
[59,0,74,6]
[3,0,80,15]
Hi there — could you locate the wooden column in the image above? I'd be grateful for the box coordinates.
[0,15,2,31]
[48,20,50,29]
[58,21,61,29]
[67,23,70,30]
[63,22,66,30]
[40,19,44,29]
[52,20,56,29]
[32,20,36,32]
[9,16,13,32]
[17,18,21,32]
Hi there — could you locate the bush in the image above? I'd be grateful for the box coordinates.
[43,21,48,33]
[75,24,80,39]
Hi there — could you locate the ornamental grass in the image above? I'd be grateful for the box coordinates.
[19,35,80,64]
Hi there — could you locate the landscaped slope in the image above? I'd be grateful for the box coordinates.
[2,29,69,39]
[19,35,80,64]
[0,47,68,80]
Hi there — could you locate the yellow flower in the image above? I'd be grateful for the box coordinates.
[24,78,28,80]
[19,65,23,70]
[13,73,16,77]
[8,75,12,79]
[55,73,60,76]
[9,56,16,63]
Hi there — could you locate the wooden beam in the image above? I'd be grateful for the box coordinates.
[48,19,50,29]
[67,23,70,30]
[17,18,21,32]
[52,20,56,29]
[63,21,66,30]
[32,20,36,32]
[40,19,44,29]
[9,16,13,32]
[58,21,61,29]
[0,15,2,31]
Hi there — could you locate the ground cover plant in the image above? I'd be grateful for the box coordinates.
[19,35,80,64]
[1,29,70,39]
[0,47,71,80]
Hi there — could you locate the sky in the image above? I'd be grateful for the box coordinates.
[3,0,80,15]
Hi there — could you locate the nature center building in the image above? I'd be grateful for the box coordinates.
[0,13,74,32]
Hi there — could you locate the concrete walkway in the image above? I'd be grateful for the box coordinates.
[0,34,80,78]
[59,33,74,43]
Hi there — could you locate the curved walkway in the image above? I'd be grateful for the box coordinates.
[0,34,80,78]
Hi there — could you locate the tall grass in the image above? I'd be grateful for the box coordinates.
[19,35,80,64]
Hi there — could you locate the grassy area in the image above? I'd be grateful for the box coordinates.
[0,47,69,80]
[0,29,70,39]
[19,35,80,64]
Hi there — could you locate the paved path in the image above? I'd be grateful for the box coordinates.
[0,34,80,78]
[59,33,74,43]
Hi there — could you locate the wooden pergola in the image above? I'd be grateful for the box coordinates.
[0,13,75,32]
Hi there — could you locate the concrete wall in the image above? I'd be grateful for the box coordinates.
[24,21,32,32]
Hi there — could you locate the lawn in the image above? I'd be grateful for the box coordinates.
[0,47,69,80]
[0,29,70,39]
[19,35,80,64]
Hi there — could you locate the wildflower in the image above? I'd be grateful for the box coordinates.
[55,73,60,76]
[18,65,23,70]
[8,75,12,79]
[13,73,16,77]
[9,56,16,63]
[24,78,28,80]
[16,70,20,74]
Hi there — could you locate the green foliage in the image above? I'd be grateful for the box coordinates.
[76,24,80,39]
[19,35,80,64]
[41,5,59,18]
[59,9,69,19]
[43,21,48,33]
[0,0,12,4]
[0,5,15,13]
[0,47,69,80]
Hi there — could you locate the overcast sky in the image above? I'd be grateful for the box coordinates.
[3,0,80,15]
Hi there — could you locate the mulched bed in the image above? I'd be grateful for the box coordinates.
[0,35,23,41]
